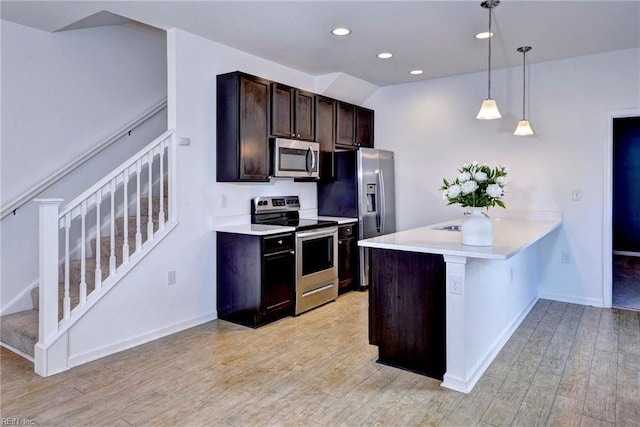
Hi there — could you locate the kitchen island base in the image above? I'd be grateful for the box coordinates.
[360,214,562,393]
[369,248,446,380]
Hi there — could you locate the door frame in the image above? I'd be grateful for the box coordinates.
[603,108,640,308]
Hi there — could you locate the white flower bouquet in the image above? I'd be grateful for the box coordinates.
[440,161,508,209]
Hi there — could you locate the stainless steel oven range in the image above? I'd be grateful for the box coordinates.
[251,196,338,315]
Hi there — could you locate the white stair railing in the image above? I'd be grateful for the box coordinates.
[34,130,176,374]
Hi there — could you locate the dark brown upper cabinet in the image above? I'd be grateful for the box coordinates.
[336,101,374,149]
[270,83,315,141]
[336,102,355,148]
[217,72,271,182]
[356,107,374,148]
[316,96,337,181]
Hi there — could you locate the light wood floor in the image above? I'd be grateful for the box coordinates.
[1,292,639,426]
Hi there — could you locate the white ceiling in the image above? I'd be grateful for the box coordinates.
[2,0,639,87]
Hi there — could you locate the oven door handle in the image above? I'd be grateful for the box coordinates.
[296,227,338,240]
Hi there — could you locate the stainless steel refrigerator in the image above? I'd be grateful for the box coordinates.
[318,148,396,289]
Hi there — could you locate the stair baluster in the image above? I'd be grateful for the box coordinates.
[147,152,154,242]
[109,181,116,275]
[63,214,71,320]
[159,141,166,228]
[95,188,102,291]
[122,172,130,265]
[79,201,87,305]
[135,159,142,251]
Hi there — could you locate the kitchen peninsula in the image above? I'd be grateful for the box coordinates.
[359,213,562,393]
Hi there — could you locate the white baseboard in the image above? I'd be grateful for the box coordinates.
[538,291,604,308]
[68,312,217,368]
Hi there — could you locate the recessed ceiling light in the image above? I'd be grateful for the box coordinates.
[475,31,494,39]
[409,69,423,75]
[377,52,393,59]
[331,27,351,36]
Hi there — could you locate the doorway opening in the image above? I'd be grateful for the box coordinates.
[612,116,640,311]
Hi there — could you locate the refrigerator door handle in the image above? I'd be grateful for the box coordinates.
[374,170,382,233]
[378,169,386,234]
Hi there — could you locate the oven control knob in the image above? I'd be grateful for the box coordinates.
[277,239,283,245]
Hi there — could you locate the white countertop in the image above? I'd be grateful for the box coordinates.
[215,216,358,236]
[358,216,562,260]
[215,223,296,236]
[318,216,358,225]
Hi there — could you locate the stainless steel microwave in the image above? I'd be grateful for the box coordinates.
[272,138,320,179]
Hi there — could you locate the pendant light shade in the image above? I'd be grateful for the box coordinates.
[514,119,534,136]
[476,0,501,120]
[514,46,534,136]
[477,99,502,120]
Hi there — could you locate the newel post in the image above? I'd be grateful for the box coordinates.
[34,199,63,346]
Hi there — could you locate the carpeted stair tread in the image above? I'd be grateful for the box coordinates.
[115,215,161,240]
[32,280,97,317]
[0,310,38,357]
[139,196,168,218]
[67,258,109,290]
[91,235,139,269]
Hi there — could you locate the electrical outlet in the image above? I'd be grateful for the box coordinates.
[168,270,176,285]
[221,194,228,209]
[510,268,515,283]
[450,275,463,295]
[561,252,571,264]
[571,189,582,201]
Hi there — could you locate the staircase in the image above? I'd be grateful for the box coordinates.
[0,130,176,375]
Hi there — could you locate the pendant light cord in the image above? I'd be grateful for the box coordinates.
[521,49,526,120]
[487,8,492,99]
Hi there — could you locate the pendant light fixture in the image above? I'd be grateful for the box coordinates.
[476,0,501,120]
[514,46,534,136]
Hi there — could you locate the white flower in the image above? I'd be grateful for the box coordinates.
[474,171,488,182]
[460,180,478,194]
[458,171,471,182]
[446,184,461,198]
[496,176,508,186]
[486,184,504,198]
[471,161,478,166]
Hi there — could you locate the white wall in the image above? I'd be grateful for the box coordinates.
[367,48,640,307]
[0,20,168,313]
[1,20,167,206]
[63,28,375,364]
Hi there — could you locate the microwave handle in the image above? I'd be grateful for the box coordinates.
[306,147,316,175]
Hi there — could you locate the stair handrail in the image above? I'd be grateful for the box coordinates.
[59,129,175,220]
[1,98,168,220]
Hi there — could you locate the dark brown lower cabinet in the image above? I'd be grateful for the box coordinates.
[368,248,446,379]
[217,232,295,328]
[338,223,359,293]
